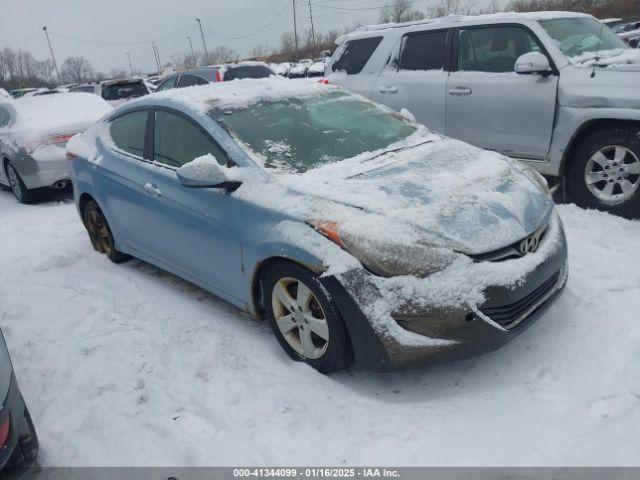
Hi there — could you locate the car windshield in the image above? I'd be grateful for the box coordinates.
[215,91,416,173]
[539,17,628,58]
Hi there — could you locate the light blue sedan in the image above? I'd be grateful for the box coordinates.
[67,79,568,372]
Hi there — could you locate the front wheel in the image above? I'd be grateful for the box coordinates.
[264,262,353,373]
[568,126,640,218]
[82,200,130,264]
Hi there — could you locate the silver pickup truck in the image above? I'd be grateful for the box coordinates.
[326,12,640,218]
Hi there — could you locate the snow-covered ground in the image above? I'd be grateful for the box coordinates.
[0,190,638,466]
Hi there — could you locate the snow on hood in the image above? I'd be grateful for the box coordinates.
[569,48,640,70]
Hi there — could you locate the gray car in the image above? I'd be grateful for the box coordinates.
[328,12,640,218]
[0,93,112,203]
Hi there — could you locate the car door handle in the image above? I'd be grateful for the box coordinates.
[143,183,162,196]
[448,87,472,96]
[378,85,398,94]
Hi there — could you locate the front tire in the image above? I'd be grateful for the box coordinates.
[82,200,130,264]
[264,262,353,373]
[5,162,35,204]
[568,126,640,218]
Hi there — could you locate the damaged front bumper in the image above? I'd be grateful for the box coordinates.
[320,215,569,372]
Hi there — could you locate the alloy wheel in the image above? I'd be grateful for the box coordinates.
[85,207,114,256]
[6,164,23,202]
[584,145,640,205]
[271,277,330,360]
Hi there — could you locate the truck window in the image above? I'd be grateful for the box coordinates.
[332,37,382,75]
[457,26,542,73]
[399,31,449,71]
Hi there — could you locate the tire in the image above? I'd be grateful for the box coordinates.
[263,262,353,373]
[568,126,640,218]
[4,162,35,204]
[82,200,130,264]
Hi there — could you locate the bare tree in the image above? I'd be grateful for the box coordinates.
[201,46,237,66]
[60,57,94,84]
[379,0,424,23]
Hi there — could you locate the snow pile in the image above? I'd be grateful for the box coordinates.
[570,48,640,68]
[0,194,638,466]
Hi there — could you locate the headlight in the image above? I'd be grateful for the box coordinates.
[522,167,550,194]
[311,221,456,278]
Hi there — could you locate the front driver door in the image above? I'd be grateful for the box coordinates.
[445,25,559,159]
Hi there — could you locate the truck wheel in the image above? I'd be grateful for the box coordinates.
[569,126,640,218]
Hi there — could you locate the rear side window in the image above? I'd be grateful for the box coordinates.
[102,82,148,101]
[0,107,10,128]
[71,86,96,93]
[177,74,209,88]
[109,111,147,158]
[400,31,449,71]
[457,26,542,73]
[156,75,177,91]
[153,111,226,167]
[224,66,273,81]
[331,37,382,75]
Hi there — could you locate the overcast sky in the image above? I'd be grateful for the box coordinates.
[0,0,453,74]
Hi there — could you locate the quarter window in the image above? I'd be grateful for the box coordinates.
[153,111,226,168]
[109,111,147,157]
[331,36,382,75]
[399,31,449,71]
[457,27,543,73]
[176,74,209,88]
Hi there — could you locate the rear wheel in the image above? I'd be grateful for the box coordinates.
[5,162,35,204]
[82,200,130,264]
[569,126,640,218]
[264,262,353,373]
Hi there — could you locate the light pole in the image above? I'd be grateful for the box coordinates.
[126,52,134,77]
[308,0,316,50]
[155,45,162,70]
[292,0,299,62]
[196,18,209,65]
[151,42,160,73]
[187,35,195,58]
[42,26,61,84]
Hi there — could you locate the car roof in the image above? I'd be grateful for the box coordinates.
[337,11,593,43]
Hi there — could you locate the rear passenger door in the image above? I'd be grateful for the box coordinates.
[371,29,450,134]
[445,25,558,159]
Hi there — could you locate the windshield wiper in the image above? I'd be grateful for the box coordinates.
[361,139,434,163]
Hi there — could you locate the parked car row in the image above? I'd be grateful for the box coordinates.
[326,11,640,218]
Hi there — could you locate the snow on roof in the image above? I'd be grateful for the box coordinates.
[345,11,592,38]
[134,77,334,113]
[0,92,112,134]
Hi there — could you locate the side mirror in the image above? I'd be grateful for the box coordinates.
[515,52,551,75]
[176,156,242,190]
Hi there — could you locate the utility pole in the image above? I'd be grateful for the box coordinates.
[42,26,61,84]
[292,0,299,62]
[151,42,160,73]
[126,52,134,77]
[155,45,162,70]
[196,18,209,65]
[308,0,316,50]
[187,35,195,58]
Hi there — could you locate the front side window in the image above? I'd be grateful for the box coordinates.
[400,31,449,71]
[157,75,178,91]
[153,111,226,168]
[458,26,542,73]
[176,74,209,88]
[109,110,147,157]
[331,37,382,75]
[540,17,628,59]
[217,91,416,173]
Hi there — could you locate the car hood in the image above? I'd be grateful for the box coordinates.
[272,134,554,255]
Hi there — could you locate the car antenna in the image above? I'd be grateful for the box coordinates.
[591,22,605,78]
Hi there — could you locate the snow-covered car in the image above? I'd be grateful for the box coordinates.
[269,62,292,76]
[0,88,11,99]
[0,327,38,471]
[67,79,567,372]
[99,79,149,107]
[327,12,640,218]
[287,59,313,78]
[155,62,274,91]
[307,58,328,77]
[0,93,113,203]
[9,89,38,99]
[618,29,640,48]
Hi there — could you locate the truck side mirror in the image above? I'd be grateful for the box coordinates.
[515,52,552,75]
